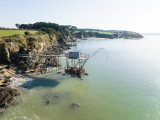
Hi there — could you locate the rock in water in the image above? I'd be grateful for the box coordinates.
[46,100,51,105]
[57,71,62,74]
[65,67,85,78]
[0,87,20,115]
[84,73,88,75]
[54,95,60,99]
[11,100,19,106]
[71,103,80,109]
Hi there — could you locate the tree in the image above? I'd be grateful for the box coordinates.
[41,28,56,39]
[15,24,20,29]
[58,37,65,45]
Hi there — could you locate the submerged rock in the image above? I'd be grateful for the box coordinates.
[71,103,80,109]
[11,100,19,106]
[54,95,60,99]
[44,92,70,105]
[46,100,52,105]
[0,110,5,116]
[57,71,62,74]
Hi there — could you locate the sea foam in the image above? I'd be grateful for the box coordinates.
[10,76,33,88]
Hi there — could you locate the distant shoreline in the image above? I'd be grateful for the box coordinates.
[86,37,107,40]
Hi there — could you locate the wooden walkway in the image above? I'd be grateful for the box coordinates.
[19,54,66,58]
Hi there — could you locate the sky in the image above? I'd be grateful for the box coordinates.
[0,0,160,33]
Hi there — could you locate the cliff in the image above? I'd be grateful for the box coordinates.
[0,33,57,64]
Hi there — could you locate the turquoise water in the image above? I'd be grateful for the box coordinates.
[2,35,160,120]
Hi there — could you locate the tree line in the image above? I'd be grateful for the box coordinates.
[15,22,143,40]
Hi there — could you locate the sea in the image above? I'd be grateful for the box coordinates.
[1,35,160,120]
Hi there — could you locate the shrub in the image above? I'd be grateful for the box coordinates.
[25,31,30,35]
[38,31,46,35]
[41,28,56,35]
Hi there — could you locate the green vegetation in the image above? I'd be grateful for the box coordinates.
[24,31,30,35]
[85,31,115,35]
[0,30,37,37]
[0,22,143,65]
[15,22,75,43]
[14,22,143,40]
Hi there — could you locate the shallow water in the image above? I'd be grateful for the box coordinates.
[2,35,160,120]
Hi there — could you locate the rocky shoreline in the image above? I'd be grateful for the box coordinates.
[0,65,21,116]
[0,31,87,116]
[0,42,70,116]
[0,87,20,116]
[0,63,58,116]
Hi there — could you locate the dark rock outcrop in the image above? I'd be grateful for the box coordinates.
[84,73,88,75]
[0,87,20,112]
[0,45,11,64]
[65,67,85,78]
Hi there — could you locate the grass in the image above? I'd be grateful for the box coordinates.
[85,30,115,35]
[0,30,37,37]
[74,30,115,35]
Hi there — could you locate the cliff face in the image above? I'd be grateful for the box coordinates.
[0,46,11,64]
[0,34,57,64]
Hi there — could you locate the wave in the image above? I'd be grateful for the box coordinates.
[9,76,33,88]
